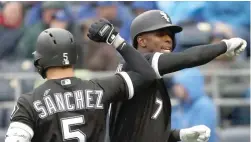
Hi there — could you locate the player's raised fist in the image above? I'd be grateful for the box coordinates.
[87,18,119,45]
[222,38,247,57]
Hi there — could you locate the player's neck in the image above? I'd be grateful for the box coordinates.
[137,47,150,53]
[46,67,74,80]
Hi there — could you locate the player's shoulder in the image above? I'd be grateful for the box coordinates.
[17,91,34,104]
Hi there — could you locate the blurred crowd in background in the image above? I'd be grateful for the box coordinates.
[0,1,250,142]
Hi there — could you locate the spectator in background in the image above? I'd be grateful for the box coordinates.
[76,1,97,24]
[77,1,133,42]
[73,18,97,69]
[86,42,119,71]
[50,10,69,29]
[74,18,119,71]
[96,1,134,42]
[0,2,24,60]
[23,1,42,26]
[74,17,97,48]
[16,1,65,59]
[171,68,218,142]
[23,1,73,27]
[131,1,157,16]
[50,10,75,34]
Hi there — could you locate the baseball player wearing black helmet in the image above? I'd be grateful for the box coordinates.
[108,10,247,142]
[5,19,156,142]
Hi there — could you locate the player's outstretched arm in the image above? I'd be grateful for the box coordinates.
[87,19,156,102]
[154,38,247,77]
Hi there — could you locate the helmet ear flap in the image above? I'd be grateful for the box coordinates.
[34,60,46,79]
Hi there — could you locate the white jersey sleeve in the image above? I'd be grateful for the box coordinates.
[151,52,163,79]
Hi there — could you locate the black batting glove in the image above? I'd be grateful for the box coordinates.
[87,19,119,45]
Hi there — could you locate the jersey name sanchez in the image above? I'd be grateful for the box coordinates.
[33,89,104,119]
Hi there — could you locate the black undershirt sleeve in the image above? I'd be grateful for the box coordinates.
[158,42,227,75]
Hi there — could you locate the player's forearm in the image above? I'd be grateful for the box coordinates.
[168,129,181,142]
[116,40,156,84]
[158,42,227,75]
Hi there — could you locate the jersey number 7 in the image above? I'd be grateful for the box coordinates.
[61,115,86,142]
[151,98,163,119]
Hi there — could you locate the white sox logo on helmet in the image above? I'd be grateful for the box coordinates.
[160,11,170,23]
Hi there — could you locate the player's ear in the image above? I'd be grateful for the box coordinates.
[137,36,147,48]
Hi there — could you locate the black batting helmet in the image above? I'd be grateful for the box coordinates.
[33,28,77,78]
[130,10,183,49]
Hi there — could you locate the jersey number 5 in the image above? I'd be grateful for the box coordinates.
[61,115,86,142]
[151,98,163,119]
